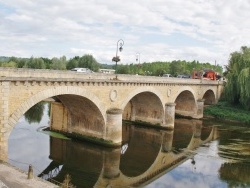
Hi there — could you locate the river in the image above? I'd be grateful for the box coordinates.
[8,102,250,188]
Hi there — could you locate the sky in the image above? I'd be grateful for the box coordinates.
[1,0,250,67]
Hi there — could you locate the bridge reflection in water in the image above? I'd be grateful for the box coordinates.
[38,119,218,187]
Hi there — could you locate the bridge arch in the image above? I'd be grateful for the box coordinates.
[202,89,216,105]
[121,87,164,125]
[8,86,107,136]
[174,87,197,117]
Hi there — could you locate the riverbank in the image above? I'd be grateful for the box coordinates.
[204,101,250,125]
[0,162,57,188]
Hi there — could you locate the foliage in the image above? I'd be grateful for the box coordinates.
[66,55,101,72]
[41,57,52,69]
[66,57,79,70]
[78,54,100,71]
[24,102,45,124]
[42,130,70,140]
[116,64,130,74]
[238,67,250,108]
[169,60,184,76]
[224,46,250,110]
[204,101,250,124]
[50,56,67,70]
[0,56,10,62]
[115,60,222,76]
[0,61,17,67]
[25,56,46,69]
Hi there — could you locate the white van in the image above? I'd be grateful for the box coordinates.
[71,68,93,73]
[162,74,172,78]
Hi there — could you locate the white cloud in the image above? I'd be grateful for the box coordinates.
[1,0,250,66]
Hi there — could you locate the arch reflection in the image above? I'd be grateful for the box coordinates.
[39,118,218,187]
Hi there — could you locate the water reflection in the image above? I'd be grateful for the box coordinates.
[37,121,217,187]
[120,125,162,177]
[218,126,250,187]
[7,102,250,187]
[41,138,105,187]
[24,102,46,124]
[220,162,250,187]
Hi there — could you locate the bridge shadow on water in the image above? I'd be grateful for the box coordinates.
[38,118,219,187]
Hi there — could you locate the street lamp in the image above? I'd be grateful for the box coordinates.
[136,52,140,64]
[112,39,124,72]
[136,52,141,74]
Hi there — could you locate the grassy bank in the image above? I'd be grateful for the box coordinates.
[204,101,250,125]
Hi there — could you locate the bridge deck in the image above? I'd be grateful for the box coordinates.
[0,68,222,85]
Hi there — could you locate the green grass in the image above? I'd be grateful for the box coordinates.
[41,130,71,140]
[204,101,250,124]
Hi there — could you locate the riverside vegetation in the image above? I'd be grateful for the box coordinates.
[204,101,250,125]
[205,46,250,125]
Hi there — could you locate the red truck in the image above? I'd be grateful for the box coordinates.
[192,69,218,80]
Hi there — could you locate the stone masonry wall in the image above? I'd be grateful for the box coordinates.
[0,81,10,161]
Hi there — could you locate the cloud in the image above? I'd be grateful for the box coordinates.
[1,0,250,66]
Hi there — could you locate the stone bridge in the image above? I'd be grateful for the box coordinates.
[0,68,224,161]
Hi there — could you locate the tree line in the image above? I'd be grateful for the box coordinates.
[0,54,222,77]
[0,55,100,72]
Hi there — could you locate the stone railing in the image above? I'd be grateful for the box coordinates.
[0,67,224,85]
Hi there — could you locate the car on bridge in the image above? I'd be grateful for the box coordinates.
[98,69,115,74]
[71,68,93,73]
[162,74,173,78]
[177,74,191,78]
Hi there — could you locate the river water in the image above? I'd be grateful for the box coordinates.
[8,103,250,188]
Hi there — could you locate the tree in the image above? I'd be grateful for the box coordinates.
[24,102,45,124]
[1,61,17,67]
[66,58,78,70]
[25,57,46,69]
[50,56,67,70]
[67,55,100,72]
[42,57,52,69]
[169,61,184,76]
[224,46,250,110]
[116,64,129,74]
[78,54,100,72]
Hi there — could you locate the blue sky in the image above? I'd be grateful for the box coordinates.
[1,0,250,67]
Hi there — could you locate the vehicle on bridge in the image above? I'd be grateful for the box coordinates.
[162,74,173,78]
[192,69,220,80]
[71,68,93,73]
[177,74,191,79]
[98,69,115,74]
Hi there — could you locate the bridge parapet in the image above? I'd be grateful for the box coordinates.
[0,68,224,85]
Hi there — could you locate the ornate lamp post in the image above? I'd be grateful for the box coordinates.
[136,52,140,64]
[112,39,124,72]
[136,52,141,74]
